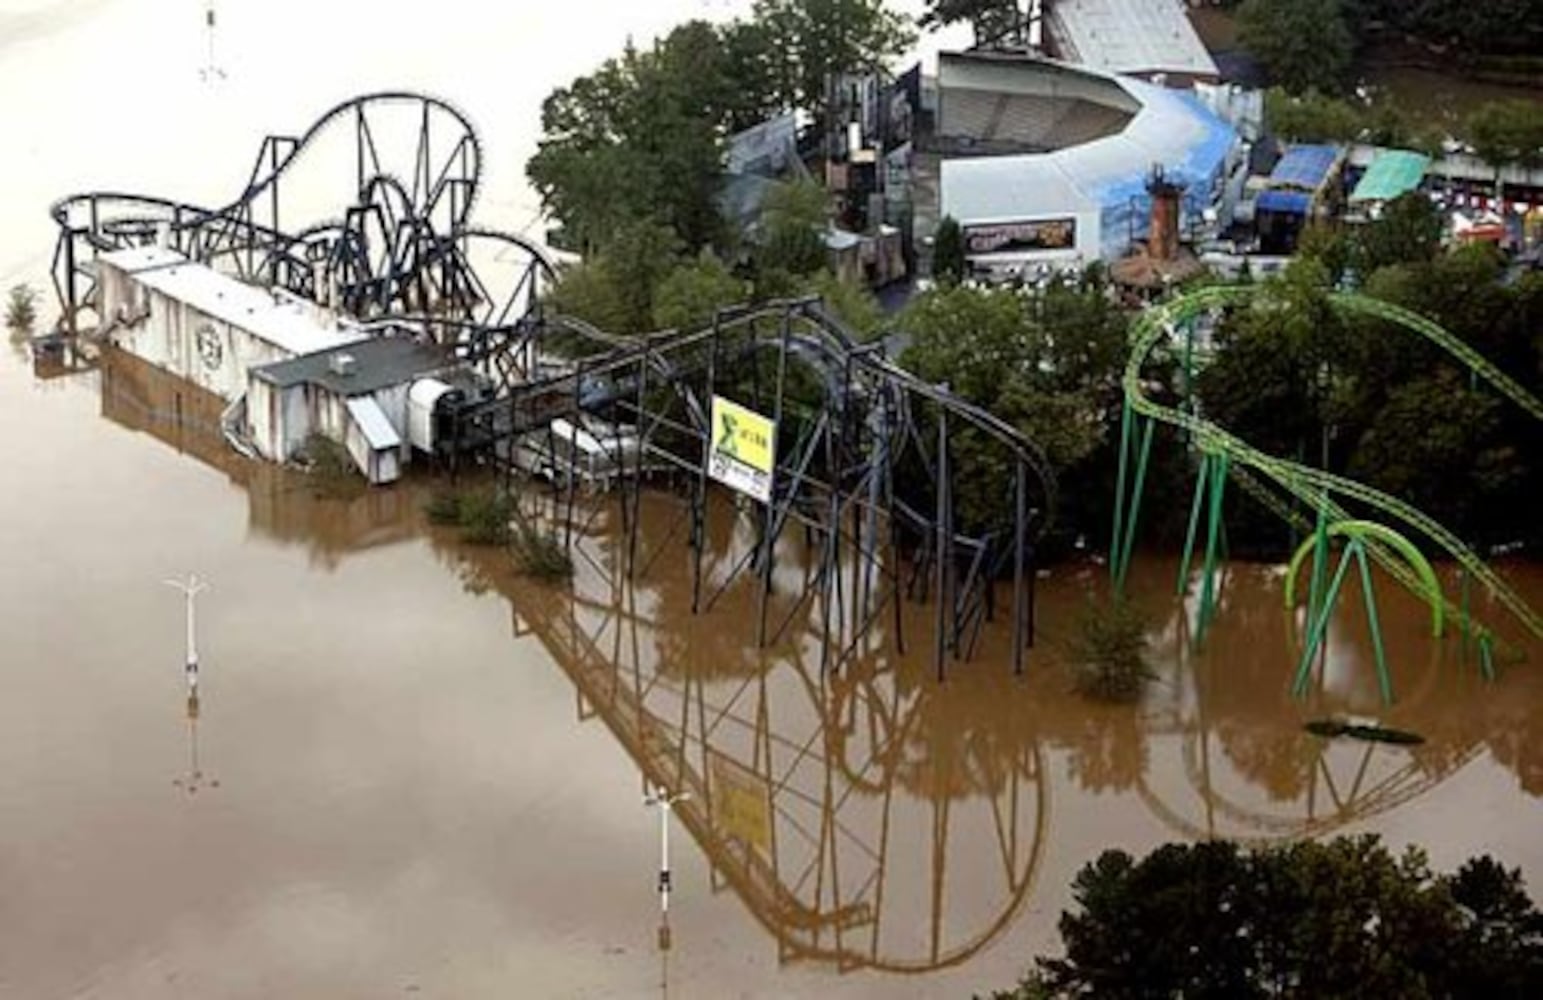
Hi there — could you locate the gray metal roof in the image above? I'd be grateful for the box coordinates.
[1047,0,1219,80]
[251,336,456,395]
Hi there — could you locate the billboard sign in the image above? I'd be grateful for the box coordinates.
[964,217,1077,255]
[708,395,776,503]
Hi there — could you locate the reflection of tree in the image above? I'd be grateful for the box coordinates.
[1058,705,1148,794]
[1215,720,1314,802]
[1484,671,1543,796]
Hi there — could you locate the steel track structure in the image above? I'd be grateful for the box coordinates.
[49,91,555,381]
[48,91,1061,678]
[487,298,1060,678]
[1110,284,1543,678]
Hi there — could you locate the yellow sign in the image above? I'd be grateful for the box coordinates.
[709,750,772,853]
[708,395,776,502]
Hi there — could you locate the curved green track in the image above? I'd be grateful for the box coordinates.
[1121,284,1543,652]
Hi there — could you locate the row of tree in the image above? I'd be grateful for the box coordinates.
[1238,0,1543,97]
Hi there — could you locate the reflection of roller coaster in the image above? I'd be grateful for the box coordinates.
[1111,285,1543,675]
[441,502,1047,973]
[51,91,555,382]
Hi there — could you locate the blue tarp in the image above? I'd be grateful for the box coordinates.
[1268,144,1339,192]
[1088,83,1239,259]
[1256,189,1313,215]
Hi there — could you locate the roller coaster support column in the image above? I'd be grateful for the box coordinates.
[1110,398,1154,597]
[1292,535,1394,704]
[757,310,794,647]
[1188,451,1229,642]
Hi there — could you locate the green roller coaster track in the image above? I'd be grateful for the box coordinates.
[1110,283,1543,679]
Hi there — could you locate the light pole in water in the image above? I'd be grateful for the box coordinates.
[166,575,215,794]
[164,575,208,690]
[644,783,690,952]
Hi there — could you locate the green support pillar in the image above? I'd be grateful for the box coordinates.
[1351,540,1394,705]
[1114,416,1154,597]
[1110,398,1134,593]
[1195,451,1229,641]
[1293,545,1356,698]
[1176,453,1210,598]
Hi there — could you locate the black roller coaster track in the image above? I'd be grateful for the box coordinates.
[51,91,1061,677]
[50,91,555,378]
[490,297,1060,679]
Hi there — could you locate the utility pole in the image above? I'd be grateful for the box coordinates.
[643,783,690,952]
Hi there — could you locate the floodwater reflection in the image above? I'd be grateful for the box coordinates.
[6,347,1533,994]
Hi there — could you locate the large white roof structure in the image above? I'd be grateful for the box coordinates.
[939,55,1239,260]
[98,246,362,357]
[1046,0,1218,81]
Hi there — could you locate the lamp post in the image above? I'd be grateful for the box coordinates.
[164,574,208,689]
[166,574,215,794]
[644,783,690,951]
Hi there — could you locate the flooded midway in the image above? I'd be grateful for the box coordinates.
[2,3,1541,999]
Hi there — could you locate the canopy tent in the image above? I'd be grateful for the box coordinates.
[1350,150,1430,204]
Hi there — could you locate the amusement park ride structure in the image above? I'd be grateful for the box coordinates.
[49,91,1057,680]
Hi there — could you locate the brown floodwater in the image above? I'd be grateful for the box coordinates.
[4,3,1543,998]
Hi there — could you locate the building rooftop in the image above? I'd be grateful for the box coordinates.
[251,335,457,396]
[1350,150,1430,204]
[1046,0,1219,80]
[939,62,1238,257]
[1267,144,1341,193]
[99,246,363,358]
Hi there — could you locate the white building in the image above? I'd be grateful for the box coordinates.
[936,53,1240,276]
[95,246,365,401]
[95,246,471,485]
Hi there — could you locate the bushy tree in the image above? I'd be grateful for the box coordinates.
[545,218,685,335]
[651,252,749,332]
[931,215,966,286]
[1469,99,1543,171]
[528,23,741,255]
[897,277,1128,540]
[1238,0,1354,95]
[752,0,914,120]
[918,0,1028,47]
[1004,836,1543,999]
[1353,191,1443,274]
[754,178,830,289]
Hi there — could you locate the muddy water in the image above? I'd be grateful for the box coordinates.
[3,3,1543,999]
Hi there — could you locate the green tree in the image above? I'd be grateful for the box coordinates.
[1352,191,1443,275]
[753,178,830,294]
[803,269,883,340]
[752,0,914,119]
[1238,0,1354,95]
[1008,836,1543,999]
[918,0,1027,47]
[651,252,749,332]
[1468,99,1543,171]
[931,215,966,286]
[527,23,738,255]
[898,279,1128,539]
[546,218,685,335]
